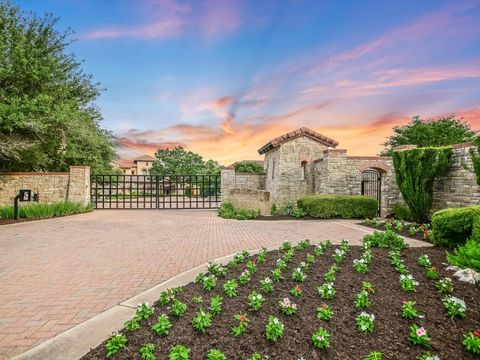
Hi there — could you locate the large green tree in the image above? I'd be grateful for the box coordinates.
[0,2,117,173]
[150,146,220,175]
[381,115,477,156]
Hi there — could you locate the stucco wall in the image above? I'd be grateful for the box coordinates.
[0,166,91,207]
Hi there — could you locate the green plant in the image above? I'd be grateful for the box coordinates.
[306,253,315,264]
[426,266,438,280]
[333,248,347,263]
[209,295,223,315]
[218,201,259,220]
[247,291,265,311]
[223,280,238,297]
[353,258,369,273]
[152,314,172,336]
[318,282,336,299]
[362,230,407,250]
[361,281,376,295]
[207,262,227,278]
[399,274,419,292]
[234,161,263,173]
[431,205,480,247]
[247,353,263,360]
[231,313,249,336]
[316,303,333,321]
[355,312,375,333]
[470,136,480,186]
[275,258,287,270]
[192,296,203,304]
[283,249,295,263]
[297,239,310,249]
[409,324,430,347]
[271,268,283,282]
[192,308,212,333]
[323,269,336,282]
[311,327,330,349]
[354,290,371,308]
[171,299,187,317]
[463,330,480,354]
[435,278,453,293]
[105,332,127,357]
[206,349,227,360]
[292,267,306,282]
[140,343,156,360]
[290,285,302,297]
[260,277,274,293]
[393,146,452,222]
[246,260,257,273]
[257,248,267,263]
[278,297,297,315]
[202,275,217,291]
[265,316,284,342]
[297,194,378,219]
[402,300,418,319]
[0,201,93,220]
[418,254,431,267]
[364,352,382,360]
[291,207,307,218]
[239,270,251,285]
[441,295,466,318]
[280,241,293,251]
[159,288,177,305]
[124,317,140,331]
[169,345,190,360]
[136,302,154,320]
[393,204,415,221]
[447,239,480,270]
[416,352,440,360]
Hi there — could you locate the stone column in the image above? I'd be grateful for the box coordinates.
[68,166,91,207]
[220,167,235,203]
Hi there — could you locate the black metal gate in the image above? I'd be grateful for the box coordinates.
[91,174,221,209]
[361,169,381,216]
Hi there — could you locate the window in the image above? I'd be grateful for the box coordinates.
[272,160,275,180]
[301,161,307,180]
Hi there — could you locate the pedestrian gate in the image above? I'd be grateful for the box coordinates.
[361,169,381,216]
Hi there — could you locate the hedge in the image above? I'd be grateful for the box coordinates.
[297,195,378,219]
[431,205,480,248]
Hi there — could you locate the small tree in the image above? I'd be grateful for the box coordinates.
[150,146,220,175]
[393,147,453,222]
[234,161,264,173]
[381,115,476,156]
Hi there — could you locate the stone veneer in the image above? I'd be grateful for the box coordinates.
[0,166,91,207]
[220,168,265,202]
[230,188,271,216]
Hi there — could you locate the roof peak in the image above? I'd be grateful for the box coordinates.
[134,155,155,161]
[258,127,338,154]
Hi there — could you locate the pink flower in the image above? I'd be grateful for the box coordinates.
[239,315,247,322]
[474,330,480,337]
[416,327,426,337]
[322,304,327,309]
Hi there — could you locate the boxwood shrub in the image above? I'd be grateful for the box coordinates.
[431,205,480,248]
[297,195,377,219]
[218,201,259,220]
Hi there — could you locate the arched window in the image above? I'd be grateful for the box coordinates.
[301,161,307,180]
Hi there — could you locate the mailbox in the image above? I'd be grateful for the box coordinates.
[19,189,32,202]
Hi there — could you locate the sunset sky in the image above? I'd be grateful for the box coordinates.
[18,0,480,165]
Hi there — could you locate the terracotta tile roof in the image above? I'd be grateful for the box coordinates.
[258,127,339,154]
[134,155,156,162]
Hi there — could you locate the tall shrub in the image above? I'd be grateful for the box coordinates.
[469,136,480,185]
[393,147,453,223]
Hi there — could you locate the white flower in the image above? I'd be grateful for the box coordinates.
[273,317,279,324]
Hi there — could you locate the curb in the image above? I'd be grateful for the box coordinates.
[12,248,262,360]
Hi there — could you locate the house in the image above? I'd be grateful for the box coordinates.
[118,155,155,175]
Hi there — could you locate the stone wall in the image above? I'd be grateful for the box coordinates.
[230,188,271,216]
[0,166,91,207]
[264,136,329,205]
[220,168,266,202]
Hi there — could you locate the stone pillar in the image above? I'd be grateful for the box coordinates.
[68,166,91,207]
[220,167,235,203]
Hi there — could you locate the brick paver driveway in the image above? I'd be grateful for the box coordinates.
[0,210,428,359]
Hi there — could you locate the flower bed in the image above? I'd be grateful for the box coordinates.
[82,238,479,360]
[360,218,431,242]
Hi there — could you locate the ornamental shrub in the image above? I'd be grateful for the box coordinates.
[393,146,452,222]
[431,205,480,247]
[447,239,480,271]
[218,201,259,220]
[297,195,377,219]
[234,161,264,173]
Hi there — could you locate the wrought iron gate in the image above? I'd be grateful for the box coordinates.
[361,169,381,216]
[91,174,221,209]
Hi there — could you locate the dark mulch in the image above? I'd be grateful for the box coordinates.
[82,245,480,360]
[358,222,428,242]
[0,218,28,226]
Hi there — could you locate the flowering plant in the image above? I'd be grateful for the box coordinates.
[463,330,480,354]
[105,332,127,357]
[306,253,315,264]
[239,269,251,285]
[135,302,154,320]
[407,225,418,237]
[361,281,376,295]
[280,241,293,251]
[318,282,336,299]
[260,277,274,293]
[246,353,263,360]
[426,266,438,280]
[339,239,349,251]
[276,258,287,270]
[299,261,309,271]
[257,247,267,264]
[248,291,265,311]
[171,298,187,317]
[124,317,140,331]
[333,248,347,263]
[169,344,190,360]
[441,295,466,318]
[323,268,336,282]
[231,313,249,336]
[246,260,257,273]
[207,349,226,360]
[354,290,371,308]
[159,288,176,305]
[297,239,310,249]
[223,279,238,297]
[417,353,440,360]
[355,312,375,333]
[409,324,430,347]
[418,254,431,267]
[362,249,373,264]
[271,268,284,282]
[292,267,306,282]
[399,274,419,292]
[314,244,326,256]
[290,285,302,297]
[192,307,212,333]
[202,275,217,291]
[283,249,295,263]
[353,258,369,273]
[279,297,297,315]
[364,351,382,360]
[316,303,333,321]
[152,314,172,336]
[435,277,453,293]
[265,316,284,342]
[209,295,223,316]
[402,300,418,319]
[139,343,155,360]
[207,262,227,277]
[311,327,330,349]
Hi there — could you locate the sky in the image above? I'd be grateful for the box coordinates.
[16,0,480,165]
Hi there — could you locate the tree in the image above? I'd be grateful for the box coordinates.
[381,115,477,156]
[0,2,118,173]
[234,161,263,173]
[150,146,220,175]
